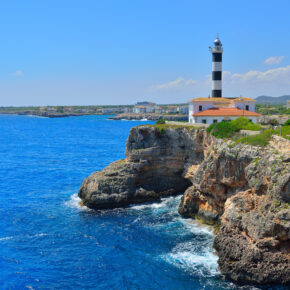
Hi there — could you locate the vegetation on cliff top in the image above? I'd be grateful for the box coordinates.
[206,117,261,138]
[140,123,197,132]
[207,117,290,146]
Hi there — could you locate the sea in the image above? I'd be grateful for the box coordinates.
[0,115,285,289]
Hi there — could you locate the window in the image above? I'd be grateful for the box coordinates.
[202,119,207,124]
[199,105,202,111]
[246,105,249,111]
[213,120,218,123]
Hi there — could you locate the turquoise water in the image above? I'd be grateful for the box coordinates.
[0,115,279,289]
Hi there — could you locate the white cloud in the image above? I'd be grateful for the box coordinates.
[223,65,290,84]
[149,65,290,100]
[153,77,197,89]
[264,56,284,65]
[12,70,23,76]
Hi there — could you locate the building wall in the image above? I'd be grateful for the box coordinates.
[195,116,258,124]
[233,102,255,111]
[188,103,194,123]
[192,101,215,113]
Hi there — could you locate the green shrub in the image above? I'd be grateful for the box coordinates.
[207,117,260,139]
[209,121,236,138]
[156,118,165,124]
[230,117,261,131]
[283,119,290,126]
[269,119,279,126]
[206,123,217,133]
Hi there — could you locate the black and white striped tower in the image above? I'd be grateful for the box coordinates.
[210,36,223,98]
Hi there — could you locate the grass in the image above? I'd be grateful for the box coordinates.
[235,130,272,147]
[139,123,197,133]
[272,125,290,140]
[234,125,290,146]
[207,117,261,139]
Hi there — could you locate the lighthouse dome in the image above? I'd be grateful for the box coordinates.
[214,37,222,46]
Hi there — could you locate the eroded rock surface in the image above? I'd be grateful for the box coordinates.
[178,138,290,284]
[78,126,205,209]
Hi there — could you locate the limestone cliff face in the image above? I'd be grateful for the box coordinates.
[178,140,260,223]
[178,137,290,284]
[78,126,206,209]
[78,125,290,284]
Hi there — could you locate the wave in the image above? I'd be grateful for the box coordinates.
[0,233,48,242]
[161,237,218,277]
[65,193,91,212]
[130,196,179,211]
[0,236,14,241]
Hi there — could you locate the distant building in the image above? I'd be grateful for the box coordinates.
[177,105,189,114]
[133,102,156,113]
[286,100,290,109]
[154,106,164,114]
[165,106,178,113]
[102,107,121,114]
[123,107,131,113]
[187,37,260,124]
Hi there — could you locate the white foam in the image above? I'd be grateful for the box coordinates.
[167,250,218,275]
[0,233,48,242]
[33,233,47,237]
[65,193,91,211]
[180,219,215,236]
[130,196,177,210]
[0,236,14,241]
[162,239,219,277]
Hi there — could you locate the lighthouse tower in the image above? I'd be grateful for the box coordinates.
[210,36,223,98]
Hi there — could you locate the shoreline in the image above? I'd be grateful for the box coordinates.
[109,113,187,121]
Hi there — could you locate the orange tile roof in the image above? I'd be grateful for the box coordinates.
[188,97,256,103]
[192,107,260,117]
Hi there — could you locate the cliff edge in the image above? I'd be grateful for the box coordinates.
[78,124,290,284]
[78,125,204,209]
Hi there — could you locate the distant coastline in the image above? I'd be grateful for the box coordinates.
[0,111,107,118]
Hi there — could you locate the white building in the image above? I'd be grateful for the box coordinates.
[188,97,260,124]
[165,106,178,113]
[178,105,189,114]
[133,102,156,113]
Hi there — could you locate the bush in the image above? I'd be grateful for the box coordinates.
[156,118,166,124]
[230,117,261,131]
[206,123,217,133]
[207,117,261,139]
[209,121,236,138]
[269,119,279,126]
[283,119,290,126]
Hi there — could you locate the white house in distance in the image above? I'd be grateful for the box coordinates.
[188,96,260,124]
[133,102,156,113]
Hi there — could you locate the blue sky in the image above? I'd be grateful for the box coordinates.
[0,0,289,106]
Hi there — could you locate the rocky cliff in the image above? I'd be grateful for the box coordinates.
[178,138,290,284]
[78,124,290,285]
[79,125,204,209]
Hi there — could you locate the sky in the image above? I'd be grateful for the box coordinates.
[0,0,289,106]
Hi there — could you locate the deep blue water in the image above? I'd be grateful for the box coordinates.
[0,115,281,290]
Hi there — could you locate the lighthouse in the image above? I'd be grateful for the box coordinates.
[210,36,223,98]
